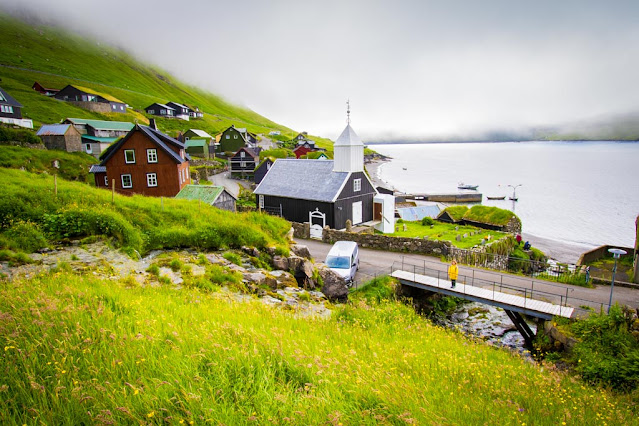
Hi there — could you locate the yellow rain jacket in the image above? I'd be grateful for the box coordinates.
[448,263,459,280]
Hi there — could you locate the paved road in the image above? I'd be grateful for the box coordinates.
[210,170,248,198]
[297,238,639,311]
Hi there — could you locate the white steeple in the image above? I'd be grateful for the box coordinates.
[333,101,364,173]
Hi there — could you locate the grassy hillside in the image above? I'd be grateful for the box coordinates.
[0,272,635,424]
[0,168,290,258]
[0,145,96,182]
[0,13,299,139]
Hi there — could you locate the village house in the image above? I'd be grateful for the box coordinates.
[55,85,126,113]
[36,124,82,152]
[165,102,191,120]
[218,125,258,153]
[182,129,213,141]
[89,121,190,197]
[62,118,134,137]
[145,103,175,118]
[184,138,210,159]
[229,147,260,178]
[32,81,60,96]
[188,106,204,119]
[175,184,237,212]
[254,158,274,185]
[0,86,33,129]
[254,123,377,230]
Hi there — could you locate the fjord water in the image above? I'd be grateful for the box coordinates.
[374,141,639,249]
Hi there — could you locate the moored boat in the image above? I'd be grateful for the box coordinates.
[487,196,506,200]
[458,182,479,190]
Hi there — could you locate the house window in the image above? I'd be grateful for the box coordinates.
[354,178,362,192]
[226,135,230,139]
[259,195,264,209]
[121,174,132,188]
[240,161,246,168]
[0,105,13,114]
[161,110,166,115]
[124,149,135,164]
[234,135,238,139]
[104,176,108,186]
[147,173,158,187]
[85,143,92,154]
[120,105,124,111]
[240,151,245,158]
[111,104,116,109]
[147,149,158,163]
[148,109,155,114]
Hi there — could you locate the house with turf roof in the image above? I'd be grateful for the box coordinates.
[165,102,190,121]
[145,103,175,118]
[187,106,204,119]
[175,184,236,212]
[32,81,60,96]
[55,85,126,113]
[89,121,190,197]
[0,86,33,129]
[36,124,82,152]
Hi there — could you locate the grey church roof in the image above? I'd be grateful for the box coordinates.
[334,124,363,146]
[254,159,350,202]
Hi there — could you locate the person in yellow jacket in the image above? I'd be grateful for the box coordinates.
[448,259,459,288]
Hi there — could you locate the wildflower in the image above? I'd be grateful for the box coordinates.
[147,411,155,418]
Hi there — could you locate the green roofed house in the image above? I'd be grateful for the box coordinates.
[80,135,119,159]
[184,138,210,159]
[175,184,237,212]
[63,118,134,138]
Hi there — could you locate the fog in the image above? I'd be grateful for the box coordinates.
[3,0,639,140]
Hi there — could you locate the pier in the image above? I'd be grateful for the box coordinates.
[403,192,482,203]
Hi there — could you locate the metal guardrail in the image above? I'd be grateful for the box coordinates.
[388,259,608,318]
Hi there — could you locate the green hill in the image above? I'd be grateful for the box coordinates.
[0,12,298,140]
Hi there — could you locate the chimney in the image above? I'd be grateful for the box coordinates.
[149,118,158,131]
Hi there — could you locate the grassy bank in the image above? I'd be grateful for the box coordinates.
[0,271,636,424]
[0,168,290,257]
[0,145,97,182]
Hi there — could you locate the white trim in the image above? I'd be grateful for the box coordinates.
[147,148,158,163]
[124,149,135,164]
[121,174,132,188]
[146,173,158,187]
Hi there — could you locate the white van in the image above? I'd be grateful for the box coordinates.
[325,241,359,285]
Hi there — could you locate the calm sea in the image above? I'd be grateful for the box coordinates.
[373,141,639,249]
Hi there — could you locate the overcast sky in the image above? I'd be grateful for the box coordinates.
[3,0,639,140]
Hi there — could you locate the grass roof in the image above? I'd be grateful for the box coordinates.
[73,85,124,103]
[441,206,468,221]
[463,205,520,226]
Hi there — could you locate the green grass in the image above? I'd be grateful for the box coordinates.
[0,271,636,424]
[0,168,291,257]
[389,220,506,249]
[464,205,520,227]
[0,12,295,137]
[0,145,97,182]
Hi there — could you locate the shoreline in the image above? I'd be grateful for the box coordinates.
[365,159,591,264]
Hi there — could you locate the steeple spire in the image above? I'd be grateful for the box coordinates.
[346,99,351,124]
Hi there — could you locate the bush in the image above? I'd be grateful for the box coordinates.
[421,217,434,226]
[0,126,40,145]
[146,263,160,276]
[1,220,47,252]
[222,251,242,266]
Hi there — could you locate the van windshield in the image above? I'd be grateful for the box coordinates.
[326,256,350,269]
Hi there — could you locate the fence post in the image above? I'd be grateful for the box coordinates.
[565,288,569,306]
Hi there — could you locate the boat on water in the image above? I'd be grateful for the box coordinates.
[458,182,479,190]
[487,196,506,200]
[509,197,518,201]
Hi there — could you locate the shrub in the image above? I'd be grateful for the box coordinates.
[169,258,182,272]
[146,263,160,276]
[421,217,434,226]
[222,251,242,266]
[2,220,48,252]
[0,126,41,145]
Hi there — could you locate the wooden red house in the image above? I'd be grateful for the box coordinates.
[90,122,190,197]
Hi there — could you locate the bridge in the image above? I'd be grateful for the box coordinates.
[390,261,583,348]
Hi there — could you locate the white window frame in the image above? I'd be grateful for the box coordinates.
[85,143,92,154]
[234,135,238,139]
[121,174,132,188]
[259,195,264,209]
[124,149,135,164]
[226,135,230,139]
[160,109,166,115]
[240,151,245,158]
[240,161,246,168]
[354,178,362,192]
[104,176,108,186]
[1,105,13,114]
[146,173,158,187]
[148,109,155,115]
[147,149,158,163]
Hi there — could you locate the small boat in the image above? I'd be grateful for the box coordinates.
[458,182,478,190]
[487,196,506,200]
[509,197,518,201]
[402,167,407,170]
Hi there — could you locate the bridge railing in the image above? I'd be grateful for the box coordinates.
[390,260,606,318]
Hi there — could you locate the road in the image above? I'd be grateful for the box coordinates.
[297,238,639,311]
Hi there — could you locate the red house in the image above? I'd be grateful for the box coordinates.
[293,144,314,159]
[90,123,190,197]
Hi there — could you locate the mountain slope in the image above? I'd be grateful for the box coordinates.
[0,12,294,137]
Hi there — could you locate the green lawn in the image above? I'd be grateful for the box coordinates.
[390,220,506,249]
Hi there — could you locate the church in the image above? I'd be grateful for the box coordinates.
[254,121,377,230]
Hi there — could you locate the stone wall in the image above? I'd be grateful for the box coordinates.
[292,222,310,239]
[68,101,112,114]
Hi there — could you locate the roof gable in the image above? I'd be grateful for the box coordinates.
[67,85,124,103]
[100,125,187,165]
[175,185,236,203]
[254,159,350,202]
[64,118,134,131]
[185,129,212,138]
[0,87,23,108]
[334,124,363,147]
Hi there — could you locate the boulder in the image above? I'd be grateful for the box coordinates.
[270,270,298,289]
[272,256,289,271]
[243,272,267,286]
[287,255,303,273]
[290,244,312,259]
[316,264,348,302]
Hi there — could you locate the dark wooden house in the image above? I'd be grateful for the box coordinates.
[0,86,32,129]
[36,124,82,152]
[230,147,259,178]
[89,124,190,197]
[254,124,376,230]
[254,158,274,185]
[55,85,126,113]
[165,102,190,120]
[32,81,59,96]
[175,185,237,212]
[145,103,176,118]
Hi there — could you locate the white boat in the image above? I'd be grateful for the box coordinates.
[458,182,478,190]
